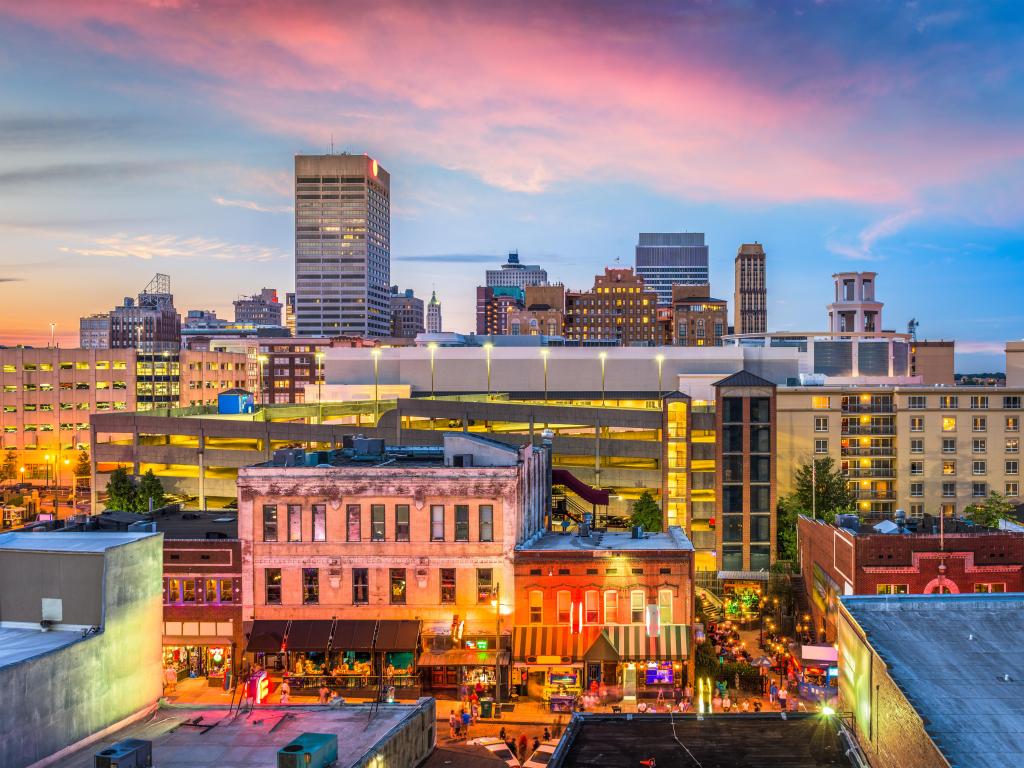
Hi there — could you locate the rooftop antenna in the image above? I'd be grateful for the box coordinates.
[330,133,335,155]
[907,318,919,340]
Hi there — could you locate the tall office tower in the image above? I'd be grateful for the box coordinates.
[390,286,425,338]
[485,251,547,289]
[733,243,767,335]
[233,288,283,327]
[828,271,883,334]
[294,154,390,338]
[426,290,442,333]
[634,232,709,306]
[284,293,296,335]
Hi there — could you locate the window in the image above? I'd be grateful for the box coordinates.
[1007,438,1019,454]
[630,590,645,624]
[942,482,955,497]
[204,578,218,603]
[265,568,282,604]
[371,505,386,541]
[430,505,445,541]
[812,396,831,409]
[556,590,571,624]
[346,505,361,541]
[814,416,828,432]
[287,504,302,542]
[455,505,470,541]
[1008,416,1020,432]
[910,504,924,517]
[910,461,923,476]
[604,591,618,624]
[971,395,989,409]
[312,504,326,541]
[910,417,924,432]
[939,395,958,409]
[529,590,543,623]
[973,460,987,475]
[352,569,369,604]
[943,460,956,475]
[1007,482,1019,497]
[1006,460,1019,476]
[658,589,673,625]
[910,482,923,497]
[941,503,955,517]
[166,578,181,603]
[477,568,493,603]
[973,482,987,497]
[584,590,599,624]
[942,417,957,432]
[1004,396,1021,410]
[942,438,956,453]
[181,580,196,602]
[973,439,987,453]
[390,568,406,604]
[975,583,1006,593]
[302,568,319,604]
[440,568,456,604]
[876,584,908,595]
[814,439,828,454]
[907,395,926,409]
[973,416,987,432]
[220,579,234,602]
[262,505,278,542]
[478,505,494,542]
[910,438,924,454]
[395,504,410,542]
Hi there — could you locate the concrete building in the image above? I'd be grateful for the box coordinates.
[838,594,1024,768]
[828,271,882,334]
[564,268,659,346]
[485,251,548,289]
[800,514,1024,643]
[634,232,709,306]
[233,288,283,327]
[426,289,442,333]
[0,531,163,768]
[79,314,111,349]
[107,273,181,353]
[476,286,524,335]
[910,339,954,384]
[513,527,695,700]
[294,154,390,338]
[733,243,767,335]
[671,284,728,347]
[727,330,915,381]
[389,285,425,338]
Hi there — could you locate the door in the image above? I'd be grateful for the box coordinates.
[623,666,637,700]
[586,662,602,688]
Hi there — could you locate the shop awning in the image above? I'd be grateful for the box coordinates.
[418,649,510,667]
[330,620,378,652]
[717,570,770,582]
[602,625,689,661]
[287,620,334,652]
[245,620,289,654]
[513,626,602,663]
[374,620,421,651]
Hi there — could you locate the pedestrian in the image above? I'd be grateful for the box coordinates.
[518,733,529,760]
[471,700,479,724]
[711,691,722,712]
[163,664,178,694]
[461,707,471,738]
[722,693,732,712]
[499,726,507,742]
[741,699,750,713]
[753,700,762,713]
[778,686,788,711]
[318,684,331,704]
[533,737,541,753]
[279,675,291,705]
[475,680,484,698]
[769,682,778,704]
[543,726,551,741]
[449,710,457,740]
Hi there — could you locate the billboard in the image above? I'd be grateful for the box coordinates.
[838,614,873,742]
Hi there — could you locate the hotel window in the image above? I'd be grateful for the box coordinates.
[302,568,319,605]
[312,504,326,541]
[1006,460,1019,476]
[814,439,828,454]
[555,590,571,624]
[604,591,618,624]
[943,460,956,475]
[970,395,989,409]
[585,590,599,624]
[812,396,831,409]
[942,482,955,497]
[973,482,987,497]
[910,482,923,497]
[941,503,955,517]
[440,568,456,605]
[389,568,407,604]
[287,504,302,542]
[477,568,493,603]
[1008,417,1020,433]
[658,589,673,625]
[395,504,410,542]
[973,439,987,453]
[910,438,924,454]
[942,417,957,432]
[910,461,923,476]
[371,504,386,541]
[975,583,1006,593]
[1007,439,1019,454]
[630,590,645,624]
[265,569,282,605]
[1007,482,1019,497]
[876,584,908,595]
[910,504,924,517]
[352,569,369,604]
[910,417,924,433]
[529,590,543,623]
[973,460,987,475]
[973,416,987,432]
[262,504,278,542]
[346,505,361,541]
[455,505,470,542]
[430,505,445,541]
[1003,396,1021,409]
[814,416,828,432]
[479,505,494,542]
[907,395,926,409]
[939,395,958,409]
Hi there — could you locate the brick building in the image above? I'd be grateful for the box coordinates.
[799,514,1024,641]
[563,268,659,346]
[476,286,525,335]
[671,284,728,347]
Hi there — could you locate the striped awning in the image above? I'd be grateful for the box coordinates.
[602,625,689,661]
[512,626,602,663]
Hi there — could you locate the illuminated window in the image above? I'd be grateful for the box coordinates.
[910,417,924,432]
[812,396,831,409]
[973,416,987,432]
[876,584,908,595]
[942,417,957,432]
[630,590,645,624]
[604,591,618,624]
[529,590,543,624]
[556,590,571,624]
[658,589,673,625]
[943,460,956,475]
[584,590,599,624]
[939,395,958,409]
[441,569,456,604]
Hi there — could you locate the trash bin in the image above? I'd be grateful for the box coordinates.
[480,698,494,718]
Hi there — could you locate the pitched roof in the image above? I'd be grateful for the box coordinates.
[713,369,775,388]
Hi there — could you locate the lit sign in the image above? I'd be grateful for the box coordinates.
[371,159,379,177]
[476,640,488,650]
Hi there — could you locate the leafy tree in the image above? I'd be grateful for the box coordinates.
[105,467,136,512]
[776,496,800,562]
[73,449,90,480]
[2,449,16,481]
[630,490,663,532]
[694,639,719,683]
[964,491,1017,529]
[790,456,857,522]
[135,469,166,513]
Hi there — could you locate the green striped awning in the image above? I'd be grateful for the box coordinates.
[602,624,689,661]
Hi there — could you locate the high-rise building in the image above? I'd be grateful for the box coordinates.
[79,314,110,349]
[828,271,882,334]
[634,232,709,306]
[733,243,767,335]
[485,251,547,289]
[234,288,283,327]
[107,273,181,353]
[476,286,524,335]
[563,268,659,345]
[294,154,390,338]
[284,292,296,335]
[389,286,425,338]
[426,290,442,334]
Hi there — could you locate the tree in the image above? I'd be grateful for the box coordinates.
[105,467,136,512]
[776,496,800,562]
[964,491,1017,529]
[630,490,663,532]
[1,449,16,481]
[73,449,90,480]
[135,469,166,513]
[790,456,857,522]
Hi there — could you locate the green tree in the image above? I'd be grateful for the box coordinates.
[1,449,16,481]
[790,456,857,522]
[776,496,800,562]
[630,490,663,532]
[105,467,136,511]
[964,491,1017,528]
[73,449,90,479]
[135,469,166,513]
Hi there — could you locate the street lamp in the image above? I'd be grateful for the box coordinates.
[315,351,326,424]
[483,342,493,400]
[49,322,56,349]
[428,343,438,398]
[256,355,269,409]
[540,349,550,403]
[491,583,502,710]
[371,349,382,423]
[655,353,665,401]
[598,352,607,406]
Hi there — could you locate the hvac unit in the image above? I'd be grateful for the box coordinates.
[94,739,152,768]
[277,733,338,768]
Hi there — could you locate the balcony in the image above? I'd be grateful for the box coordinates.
[841,403,894,415]
[842,425,896,436]
[851,488,895,501]
[840,446,895,458]
[844,468,896,480]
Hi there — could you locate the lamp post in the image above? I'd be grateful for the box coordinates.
[256,355,269,409]
[655,353,665,401]
[540,349,550,403]
[49,322,56,349]
[428,343,438,398]
[491,583,502,709]
[599,352,607,406]
[315,351,325,424]
[371,349,381,423]
[483,343,493,400]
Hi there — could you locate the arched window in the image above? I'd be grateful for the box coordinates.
[584,590,599,624]
[529,590,543,624]
[604,590,619,624]
[556,590,571,624]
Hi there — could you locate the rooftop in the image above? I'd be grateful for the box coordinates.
[60,702,431,768]
[0,531,156,553]
[0,626,83,670]
[842,594,1024,768]
[518,526,694,554]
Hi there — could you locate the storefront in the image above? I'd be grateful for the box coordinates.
[602,625,690,701]
[418,635,509,699]
[794,644,838,703]
[512,626,604,707]
[163,644,233,687]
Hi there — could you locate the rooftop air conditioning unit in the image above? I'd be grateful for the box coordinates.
[277,733,338,768]
[94,739,152,768]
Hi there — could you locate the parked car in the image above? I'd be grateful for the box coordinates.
[522,740,559,767]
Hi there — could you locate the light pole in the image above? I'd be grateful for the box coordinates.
[491,583,502,709]
[540,349,549,403]
[315,351,325,424]
[483,343,493,400]
[371,349,381,423]
[256,355,268,410]
[599,352,607,406]
[655,353,665,401]
[428,343,437,398]
[49,322,56,348]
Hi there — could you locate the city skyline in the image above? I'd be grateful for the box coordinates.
[0,1,1021,369]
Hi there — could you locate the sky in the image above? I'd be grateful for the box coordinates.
[0,0,1022,371]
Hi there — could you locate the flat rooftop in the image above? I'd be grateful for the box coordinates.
[61,703,431,768]
[0,531,156,553]
[519,526,694,553]
[0,626,82,670]
[842,594,1024,768]
[555,714,852,767]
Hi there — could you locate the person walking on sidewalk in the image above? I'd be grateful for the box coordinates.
[460,708,471,739]
[769,682,778,704]
[518,733,529,761]
[448,710,457,740]
[279,675,291,705]
[778,686,788,711]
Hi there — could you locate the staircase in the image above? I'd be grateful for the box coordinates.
[791,574,811,619]
[696,587,725,624]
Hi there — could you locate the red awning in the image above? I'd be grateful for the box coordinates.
[552,469,609,505]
